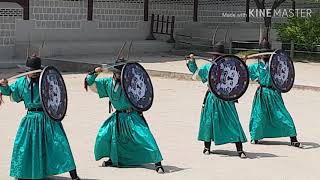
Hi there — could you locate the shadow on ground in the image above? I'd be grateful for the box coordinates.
[211,149,281,159]
[46,177,98,180]
[97,163,189,174]
[255,140,320,149]
[142,164,189,174]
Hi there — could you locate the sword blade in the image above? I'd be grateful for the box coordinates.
[7,69,43,81]
[193,56,213,62]
[247,52,275,59]
[116,42,127,62]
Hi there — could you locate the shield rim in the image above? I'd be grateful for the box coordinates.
[121,62,154,112]
[39,66,68,121]
[269,49,295,93]
[208,55,250,101]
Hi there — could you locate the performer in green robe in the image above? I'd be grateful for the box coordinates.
[84,61,164,173]
[186,42,247,158]
[246,40,301,147]
[0,55,80,180]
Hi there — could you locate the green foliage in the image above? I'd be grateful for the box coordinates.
[275,14,320,51]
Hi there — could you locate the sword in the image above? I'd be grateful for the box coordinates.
[101,60,141,72]
[127,41,133,60]
[115,42,127,63]
[4,69,43,81]
[0,69,42,105]
[185,55,213,62]
[246,52,275,59]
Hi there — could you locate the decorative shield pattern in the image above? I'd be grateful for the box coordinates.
[39,66,68,121]
[121,62,154,111]
[208,55,249,101]
[269,49,295,93]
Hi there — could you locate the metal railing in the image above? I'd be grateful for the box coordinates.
[146,14,175,43]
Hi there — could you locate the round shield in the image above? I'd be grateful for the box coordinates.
[208,55,249,101]
[121,62,154,112]
[39,66,68,121]
[269,49,295,93]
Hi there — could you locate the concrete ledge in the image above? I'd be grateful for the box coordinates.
[0,59,24,69]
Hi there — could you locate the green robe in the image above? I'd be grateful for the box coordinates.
[187,60,247,145]
[248,61,297,141]
[86,74,163,166]
[0,77,76,179]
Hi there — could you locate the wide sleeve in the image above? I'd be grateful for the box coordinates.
[187,60,211,83]
[0,78,24,103]
[197,63,211,83]
[186,59,198,74]
[86,74,111,98]
[248,62,259,81]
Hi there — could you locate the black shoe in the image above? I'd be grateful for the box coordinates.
[102,159,113,167]
[155,165,165,174]
[72,177,81,180]
[237,151,247,159]
[251,140,259,144]
[203,148,210,155]
[290,141,302,148]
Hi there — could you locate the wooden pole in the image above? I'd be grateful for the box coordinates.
[146,14,156,40]
[87,0,93,21]
[193,0,198,22]
[246,0,250,22]
[144,0,149,21]
[290,40,294,59]
[161,15,164,33]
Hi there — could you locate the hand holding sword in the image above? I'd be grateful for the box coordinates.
[185,53,213,63]
[0,78,8,87]
[94,67,103,74]
[238,52,275,62]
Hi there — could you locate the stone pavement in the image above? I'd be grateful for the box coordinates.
[0,74,320,180]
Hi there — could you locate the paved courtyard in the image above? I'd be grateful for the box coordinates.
[0,72,320,180]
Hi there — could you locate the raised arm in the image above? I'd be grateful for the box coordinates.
[186,53,198,74]
[85,67,111,98]
[247,62,259,81]
[186,54,211,83]
[0,78,23,103]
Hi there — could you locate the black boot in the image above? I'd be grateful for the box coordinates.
[290,136,301,147]
[155,162,165,174]
[203,141,211,155]
[236,142,247,159]
[251,140,259,144]
[102,159,113,167]
[69,169,81,180]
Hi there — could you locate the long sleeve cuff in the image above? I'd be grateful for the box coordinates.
[0,85,11,96]
[86,74,97,86]
[187,59,198,74]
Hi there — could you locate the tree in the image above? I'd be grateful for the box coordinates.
[253,0,287,41]
[275,14,320,51]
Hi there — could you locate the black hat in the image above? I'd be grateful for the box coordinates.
[259,39,272,53]
[18,54,44,71]
[208,41,226,56]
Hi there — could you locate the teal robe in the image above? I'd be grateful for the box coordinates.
[86,74,163,166]
[187,60,247,145]
[248,61,297,141]
[0,77,76,179]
